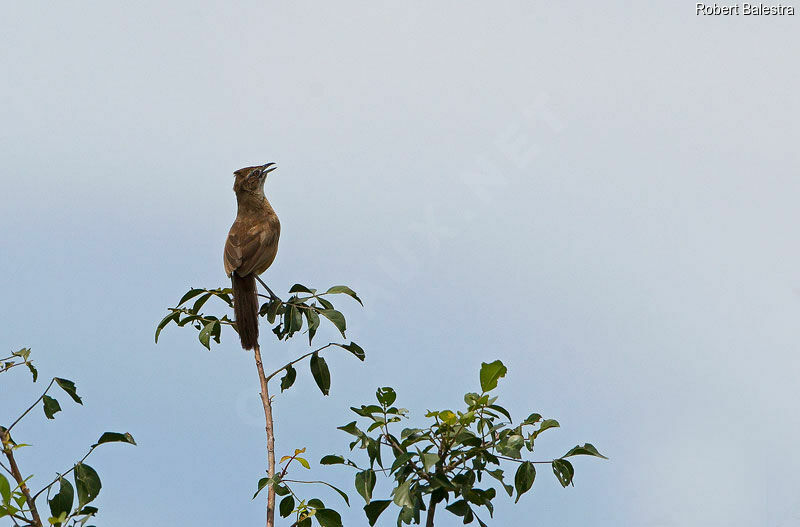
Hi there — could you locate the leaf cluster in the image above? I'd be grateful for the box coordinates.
[155,284,362,351]
[1,348,136,527]
[253,448,349,527]
[322,361,607,526]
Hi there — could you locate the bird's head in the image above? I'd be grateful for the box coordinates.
[233,163,277,195]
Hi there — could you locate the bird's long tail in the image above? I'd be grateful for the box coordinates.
[232,272,259,350]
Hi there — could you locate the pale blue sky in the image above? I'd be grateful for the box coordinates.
[2,2,799,526]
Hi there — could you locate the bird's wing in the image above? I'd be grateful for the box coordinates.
[224,223,279,277]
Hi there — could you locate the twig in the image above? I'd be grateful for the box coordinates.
[31,445,96,501]
[8,511,28,525]
[0,458,13,477]
[281,479,352,500]
[255,276,279,300]
[6,378,56,434]
[380,435,431,482]
[264,343,336,382]
[253,343,276,527]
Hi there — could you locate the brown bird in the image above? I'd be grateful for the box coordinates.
[224,163,281,350]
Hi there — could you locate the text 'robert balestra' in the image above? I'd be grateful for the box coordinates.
[696,3,795,14]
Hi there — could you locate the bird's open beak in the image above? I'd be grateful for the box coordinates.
[262,163,277,175]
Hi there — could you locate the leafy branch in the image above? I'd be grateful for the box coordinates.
[0,348,136,527]
[322,360,607,527]
[156,281,365,527]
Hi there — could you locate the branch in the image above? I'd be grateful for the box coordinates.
[379,435,431,482]
[1,430,42,527]
[167,308,236,326]
[31,445,96,501]
[425,494,437,527]
[253,344,276,527]
[0,458,13,477]
[281,479,351,497]
[444,445,556,472]
[8,510,29,525]
[264,343,336,383]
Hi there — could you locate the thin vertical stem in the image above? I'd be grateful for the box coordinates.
[426,495,437,527]
[253,344,276,527]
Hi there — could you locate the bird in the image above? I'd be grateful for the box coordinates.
[224,163,281,350]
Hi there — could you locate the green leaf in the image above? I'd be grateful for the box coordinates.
[552,459,575,487]
[315,508,343,527]
[375,387,396,406]
[563,443,608,459]
[390,452,414,474]
[363,500,392,526]
[95,432,137,446]
[366,437,383,468]
[281,364,297,392]
[535,419,560,437]
[334,341,365,361]
[0,474,10,504]
[177,314,200,327]
[325,285,363,305]
[337,421,361,437]
[296,457,310,469]
[191,292,213,312]
[421,453,440,472]
[54,378,82,405]
[305,309,321,344]
[266,300,281,324]
[74,463,101,507]
[42,395,62,419]
[308,498,325,509]
[487,469,513,497]
[198,320,218,350]
[210,317,222,343]
[178,288,205,306]
[274,484,291,496]
[279,495,295,518]
[497,434,524,459]
[290,305,303,333]
[78,505,98,515]
[14,492,26,507]
[397,505,415,525]
[27,361,38,382]
[289,284,314,294]
[310,353,331,396]
[48,477,74,521]
[479,360,507,392]
[253,476,275,499]
[318,481,350,506]
[445,499,470,517]
[49,511,68,525]
[514,461,536,503]
[319,309,346,338]
[12,348,31,360]
[391,480,414,509]
[488,404,512,422]
[154,311,180,343]
[320,455,345,465]
[355,469,376,504]
[438,410,457,425]
[523,413,542,425]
